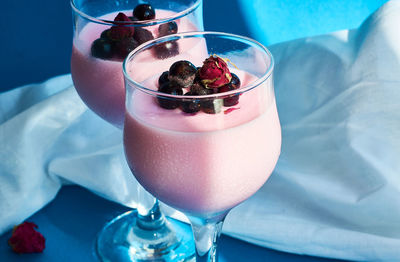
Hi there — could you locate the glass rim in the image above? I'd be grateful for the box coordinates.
[123,31,275,100]
[70,0,202,26]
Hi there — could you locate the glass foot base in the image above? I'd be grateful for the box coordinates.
[95,210,195,262]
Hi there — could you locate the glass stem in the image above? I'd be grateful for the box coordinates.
[136,185,165,230]
[189,214,227,262]
[130,185,180,252]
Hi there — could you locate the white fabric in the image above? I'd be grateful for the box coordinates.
[225,1,400,260]
[1,1,399,260]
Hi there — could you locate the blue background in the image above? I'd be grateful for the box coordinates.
[0,0,389,261]
[0,0,388,92]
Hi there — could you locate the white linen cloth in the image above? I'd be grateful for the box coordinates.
[1,1,399,260]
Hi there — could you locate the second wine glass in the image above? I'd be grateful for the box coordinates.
[123,31,281,261]
[70,0,204,261]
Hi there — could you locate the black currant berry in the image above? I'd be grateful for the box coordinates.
[181,91,201,114]
[114,37,139,60]
[218,84,239,107]
[230,73,241,89]
[158,71,170,86]
[190,82,212,95]
[133,4,155,20]
[91,38,114,59]
[157,82,183,109]
[168,60,197,87]
[158,21,178,36]
[154,41,179,59]
[100,29,112,39]
[133,27,154,44]
[128,16,139,21]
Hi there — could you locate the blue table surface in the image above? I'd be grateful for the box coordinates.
[1,0,386,261]
[0,186,347,262]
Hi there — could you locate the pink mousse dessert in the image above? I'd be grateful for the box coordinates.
[124,56,281,216]
[71,4,201,128]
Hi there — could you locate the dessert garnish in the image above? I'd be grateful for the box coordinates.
[90,3,179,61]
[181,91,201,113]
[100,29,112,39]
[128,16,139,22]
[229,72,241,89]
[110,12,135,40]
[133,4,156,20]
[133,27,154,45]
[91,12,139,60]
[224,107,240,115]
[217,73,241,106]
[190,82,212,95]
[156,56,242,114]
[198,55,232,88]
[154,40,179,59]
[158,22,178,37]
[158,71,170,86]
[153,21,180,58]
[8,222,45,254]
[157,82,183,109]
[168,61,197,87]
[201,98,223,114]
[114,37,139,58]
[91,38,115,60]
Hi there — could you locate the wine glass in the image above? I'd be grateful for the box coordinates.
[70,0,203,261]
[123,31,281,261]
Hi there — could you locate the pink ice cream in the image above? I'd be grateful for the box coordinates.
[71,10,201,128]
[123,70,281,216]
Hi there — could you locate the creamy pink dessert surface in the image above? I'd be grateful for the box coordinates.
[71,10,201,128]
[123,70,281,215]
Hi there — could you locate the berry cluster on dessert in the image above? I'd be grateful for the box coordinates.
[157,55,241,114]
[91,3,179,61]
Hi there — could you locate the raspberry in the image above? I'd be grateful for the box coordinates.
[110,13,134,40]
[8,222,45,254]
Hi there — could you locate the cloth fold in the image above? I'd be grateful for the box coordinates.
[224,1,400,260]
[1,1,399,260]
